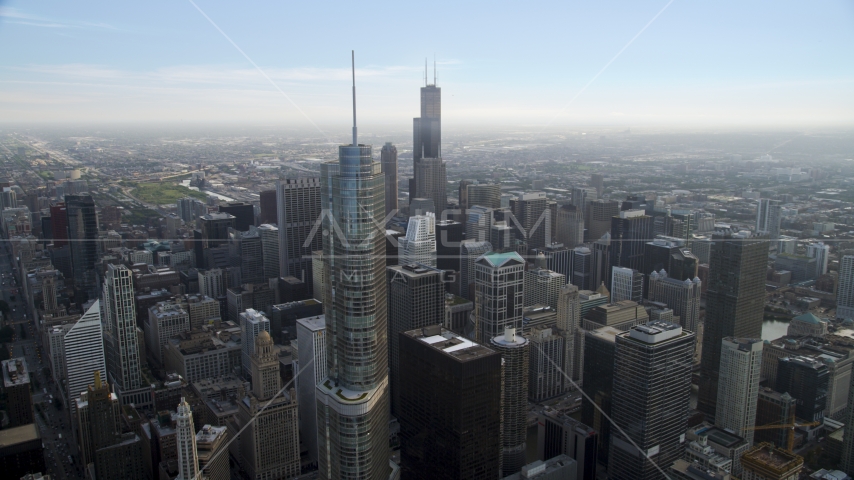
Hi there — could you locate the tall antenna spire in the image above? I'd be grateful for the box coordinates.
[433,54,437,86]
[424,58,428,86]
[351,50,357,146]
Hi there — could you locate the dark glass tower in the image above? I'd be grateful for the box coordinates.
[218,202,255,231]
[413,83,441,161]
[316,55,390,479]
[399,326,502,479]
[609,210,653,279]
[697,232,768,421]
[412,69,446,214]
[609,322,695,480]
[387,264,446,415]
[642,238,699,281]
[380,142,398,217]
[581,326,618,466]
[776,356,829,423]
[66,194,99,296]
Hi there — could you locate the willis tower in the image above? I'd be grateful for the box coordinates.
[410,60,447,215]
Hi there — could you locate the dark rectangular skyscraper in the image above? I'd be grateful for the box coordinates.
[49,202,68,247]
[609,209,653,279]
[776,356,829,423]
[436,219,464,271]
[515,192,550,251]
[582,326,619,466]
[642,237,699,281]
[399,326,502,480]
[387,264,446,415]
[258,189,277,225]
[697,232,768,421]
[381,142,398,217]
[609,322,695,480]
[413,83,441,161]
[66,194,99,296]
[412,75,446,214]
[218,202,255,231]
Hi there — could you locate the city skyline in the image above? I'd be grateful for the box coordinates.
[2,5,854,479]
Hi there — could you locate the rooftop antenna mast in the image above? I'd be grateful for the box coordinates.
[351,50,357,146]
[433,54,437,85]
[424,58,428,86]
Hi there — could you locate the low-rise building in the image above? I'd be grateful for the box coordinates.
[163,328,241,383]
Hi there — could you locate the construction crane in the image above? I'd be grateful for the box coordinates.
[744,413,821,453]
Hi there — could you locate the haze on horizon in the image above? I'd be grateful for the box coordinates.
[1,0,853,129]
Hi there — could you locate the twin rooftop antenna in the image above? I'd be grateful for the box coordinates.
[351,50,357,146]
[424,56,437,86]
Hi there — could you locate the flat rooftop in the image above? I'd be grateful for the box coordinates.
[0,423,40,447]
[694,425,746,448]
[403,326,498,362]
[743,443,802,471]
[2,358,30,387]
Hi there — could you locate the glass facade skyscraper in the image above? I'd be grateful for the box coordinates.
[316,140,390,479]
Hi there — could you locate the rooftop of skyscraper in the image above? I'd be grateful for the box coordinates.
[403,325,496,363]
[2,358,30,387]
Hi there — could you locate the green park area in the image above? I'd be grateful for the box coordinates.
[130,182,207,205]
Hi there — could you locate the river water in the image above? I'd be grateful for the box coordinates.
[180,179,235,202]
[762,319,790,341]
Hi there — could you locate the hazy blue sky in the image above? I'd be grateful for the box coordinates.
[2,1,853,128]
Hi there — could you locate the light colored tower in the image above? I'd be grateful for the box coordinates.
[229,226,264,284]
[277,177,322,293]
[257,223,280,280]
[647,270,702,333]
[239,308,270,379]
[296,315,327,465]
[176,398,199,480]
[840,255,854,321]
[610,266,643,303]
[475,251,525,342]
[465,183,501,211]
[556,204,584,249]
[557,284,580,386]
[197,425,229,480]
[398,212,437,267]
[491,327,530,476]
[381,142,398,217]
[198,268,226,299]
[103,264,143,397]
[807,241,830,278]
[715,338,763,448]
[237,331,301,479]
[64,299,106,417]
[316,53,390,480]
[523,266,565,309]
[756,198,782,238]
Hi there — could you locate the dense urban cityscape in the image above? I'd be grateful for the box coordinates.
[1,1,854,479]
[0,67,853,480]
